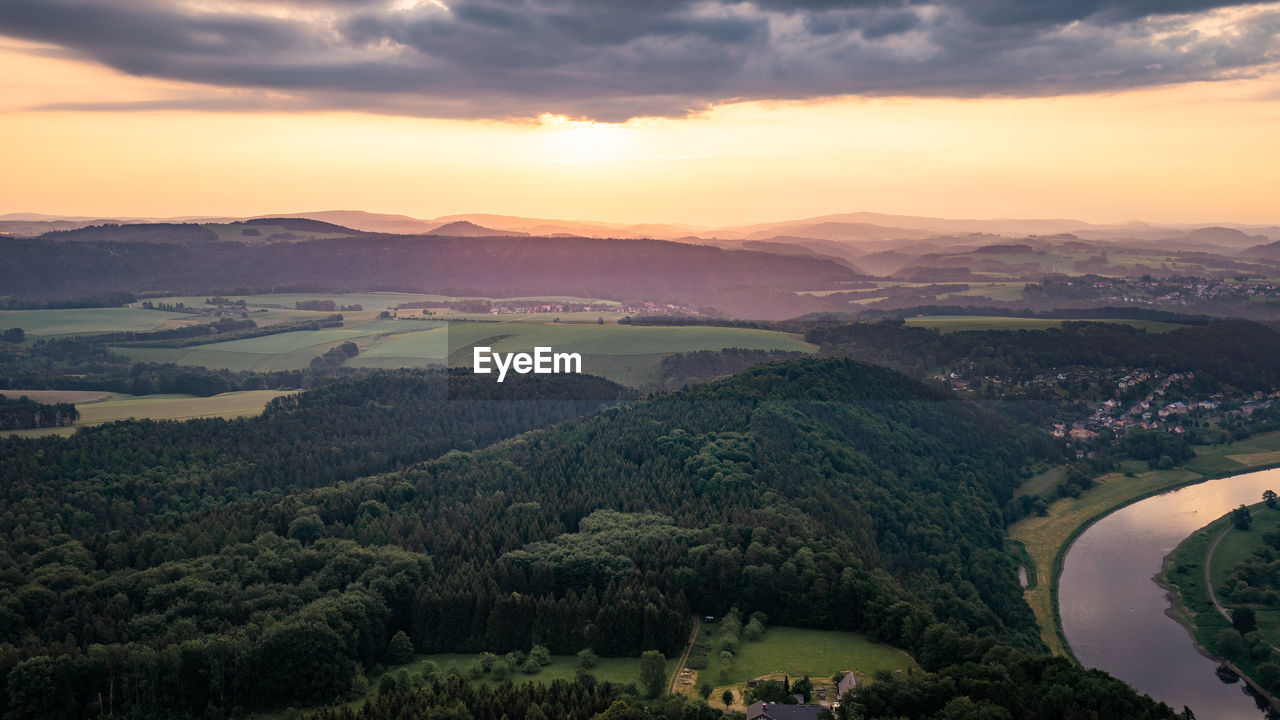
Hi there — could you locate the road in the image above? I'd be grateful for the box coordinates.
[668,616,702,695]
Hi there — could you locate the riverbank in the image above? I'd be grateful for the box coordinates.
[1009,430,1280,657]
[1157,502,1280,711]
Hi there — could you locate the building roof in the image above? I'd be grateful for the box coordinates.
[836,671,860,697]
[746,702,825,720]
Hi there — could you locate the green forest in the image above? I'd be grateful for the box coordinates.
[0,356,1185,719]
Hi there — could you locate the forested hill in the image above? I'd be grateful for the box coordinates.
[0,360,1179,719]
[0,234,862,319]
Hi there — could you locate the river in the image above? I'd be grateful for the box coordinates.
[1059,468,1280,719]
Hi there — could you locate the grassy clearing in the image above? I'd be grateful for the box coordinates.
[903,315,1184,333]
[1010,430,1280,657]
[3,390,291,438]
[0,307,194,337]
[723,627,914,683]
[685,626,914,713]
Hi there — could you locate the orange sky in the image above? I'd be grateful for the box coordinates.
[1,37,1278,227]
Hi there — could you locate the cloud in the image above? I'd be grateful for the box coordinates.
[0,0,1277,121]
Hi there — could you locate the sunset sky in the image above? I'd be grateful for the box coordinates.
[1,1,1278,226]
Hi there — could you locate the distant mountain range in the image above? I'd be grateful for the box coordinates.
[5,209,1277,249]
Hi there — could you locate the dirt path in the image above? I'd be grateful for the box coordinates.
[1205,525,1232,620]
[668,616,701,695]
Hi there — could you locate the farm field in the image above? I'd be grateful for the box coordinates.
[115,319,444,372]
[3,390,292,438]
[0,307,194,337]
[114,310,813,386]
[939,282,1028,301]
[903,315,1185,333]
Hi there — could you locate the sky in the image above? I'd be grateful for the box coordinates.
[1,0,1278,227]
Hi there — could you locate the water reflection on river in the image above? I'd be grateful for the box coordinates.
[1059,468,1280,719]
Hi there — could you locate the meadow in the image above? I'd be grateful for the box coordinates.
[0,307,194,337]
[687,625,915,712]
[111,304,813,385]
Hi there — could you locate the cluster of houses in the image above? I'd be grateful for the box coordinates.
[742,673,860,720]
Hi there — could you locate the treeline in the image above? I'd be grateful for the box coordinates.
[0,394,78,430]
[0,332,352,396]
[652,349,807,390]
[297,300,363,312]
[835,654,1186,720]
[305,675,723,720]
[0,291,137,310]
[853,304,1215,325]
[111,315,344,349]
[808,319,1280,390]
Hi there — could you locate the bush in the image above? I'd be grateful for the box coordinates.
[529,644,552,667]
[576,648,598,669]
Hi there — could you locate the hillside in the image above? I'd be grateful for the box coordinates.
[0,358,1180,719]
[0,234,864,319]
[427,220,529,236]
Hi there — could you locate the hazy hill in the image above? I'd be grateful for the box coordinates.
[0,234,864,318]
[258,210,440,234]
[427,220,529,237]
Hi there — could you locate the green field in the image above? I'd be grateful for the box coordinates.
[114,312,813,386]
[3,390,292,438]
[720,627,914,683]
[0,307,194,337]
[115,319,446,372]
[940,282,1028,302]
[688,626,915,713]
[904,315,1184,333]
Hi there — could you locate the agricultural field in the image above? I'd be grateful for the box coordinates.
[115,318,437,372]
[114,309,812,386]
[0,307,195,337]
[939,282,1028,301]
[3,390,291,438]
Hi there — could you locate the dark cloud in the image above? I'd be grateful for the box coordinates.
[0,0,1276,121]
